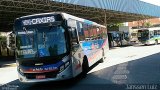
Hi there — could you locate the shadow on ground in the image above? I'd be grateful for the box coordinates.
[0,56,16,68]
[133,44,160,47]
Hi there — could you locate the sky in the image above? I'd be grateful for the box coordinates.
[140,0,160,6]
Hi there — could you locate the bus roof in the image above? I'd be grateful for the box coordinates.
[138,27,160,31]
[17,12,106,28]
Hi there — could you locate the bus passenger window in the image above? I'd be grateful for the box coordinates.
[154,30,157,35]
[77,21,85,41]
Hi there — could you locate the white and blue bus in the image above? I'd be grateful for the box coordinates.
[14,12,109,83]
[138,27,160,45]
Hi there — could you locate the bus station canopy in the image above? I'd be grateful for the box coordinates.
[0,0,160,31]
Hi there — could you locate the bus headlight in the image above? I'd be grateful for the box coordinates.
[19,68,24,73]
[18,67,24,75]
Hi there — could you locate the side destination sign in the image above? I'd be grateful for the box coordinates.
[22,16,55,26]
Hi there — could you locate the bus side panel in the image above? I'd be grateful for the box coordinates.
[80,41,97,67]
[80,38,108,67]
[71,45,84,77]
[148,39,155,44]
[149,35,160,44]
[154,35,160,43]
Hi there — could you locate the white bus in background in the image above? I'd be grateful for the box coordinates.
[130,29,139,45]
[138,27,160,45]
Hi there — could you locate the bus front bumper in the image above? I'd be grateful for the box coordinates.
[18,65,73,83]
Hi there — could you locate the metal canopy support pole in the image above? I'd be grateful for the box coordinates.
[104,11,107,27]
[104,11,112,31]
[104,11,114,49]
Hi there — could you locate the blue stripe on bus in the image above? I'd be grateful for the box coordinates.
[149,35,160,40]
[80,39,105,50]
[153,35,160,38]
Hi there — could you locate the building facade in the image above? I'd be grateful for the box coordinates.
[128,18,160,27]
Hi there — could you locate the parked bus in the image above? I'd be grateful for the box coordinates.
[138,27,160,45]
[130,29,138,45]
[108,31,130,47]
[13,12,109,82]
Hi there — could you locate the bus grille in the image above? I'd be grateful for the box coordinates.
[24,71,58,79]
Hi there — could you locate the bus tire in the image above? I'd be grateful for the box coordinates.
[155,40,158,45]
[82,56,89,77]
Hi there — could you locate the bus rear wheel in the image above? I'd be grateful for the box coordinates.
[82,57,89,77]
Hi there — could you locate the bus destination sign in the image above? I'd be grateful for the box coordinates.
[22,16,55,26]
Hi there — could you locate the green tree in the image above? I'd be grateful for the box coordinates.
[144,22,152,28]
[107,23,124,31]
[107,23,124,27]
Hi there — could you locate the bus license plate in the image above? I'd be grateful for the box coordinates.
[36,75,46,79]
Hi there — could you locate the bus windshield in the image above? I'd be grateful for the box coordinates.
[138,30,149,40]
[112,32,121,41]
[15,25,68,59]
